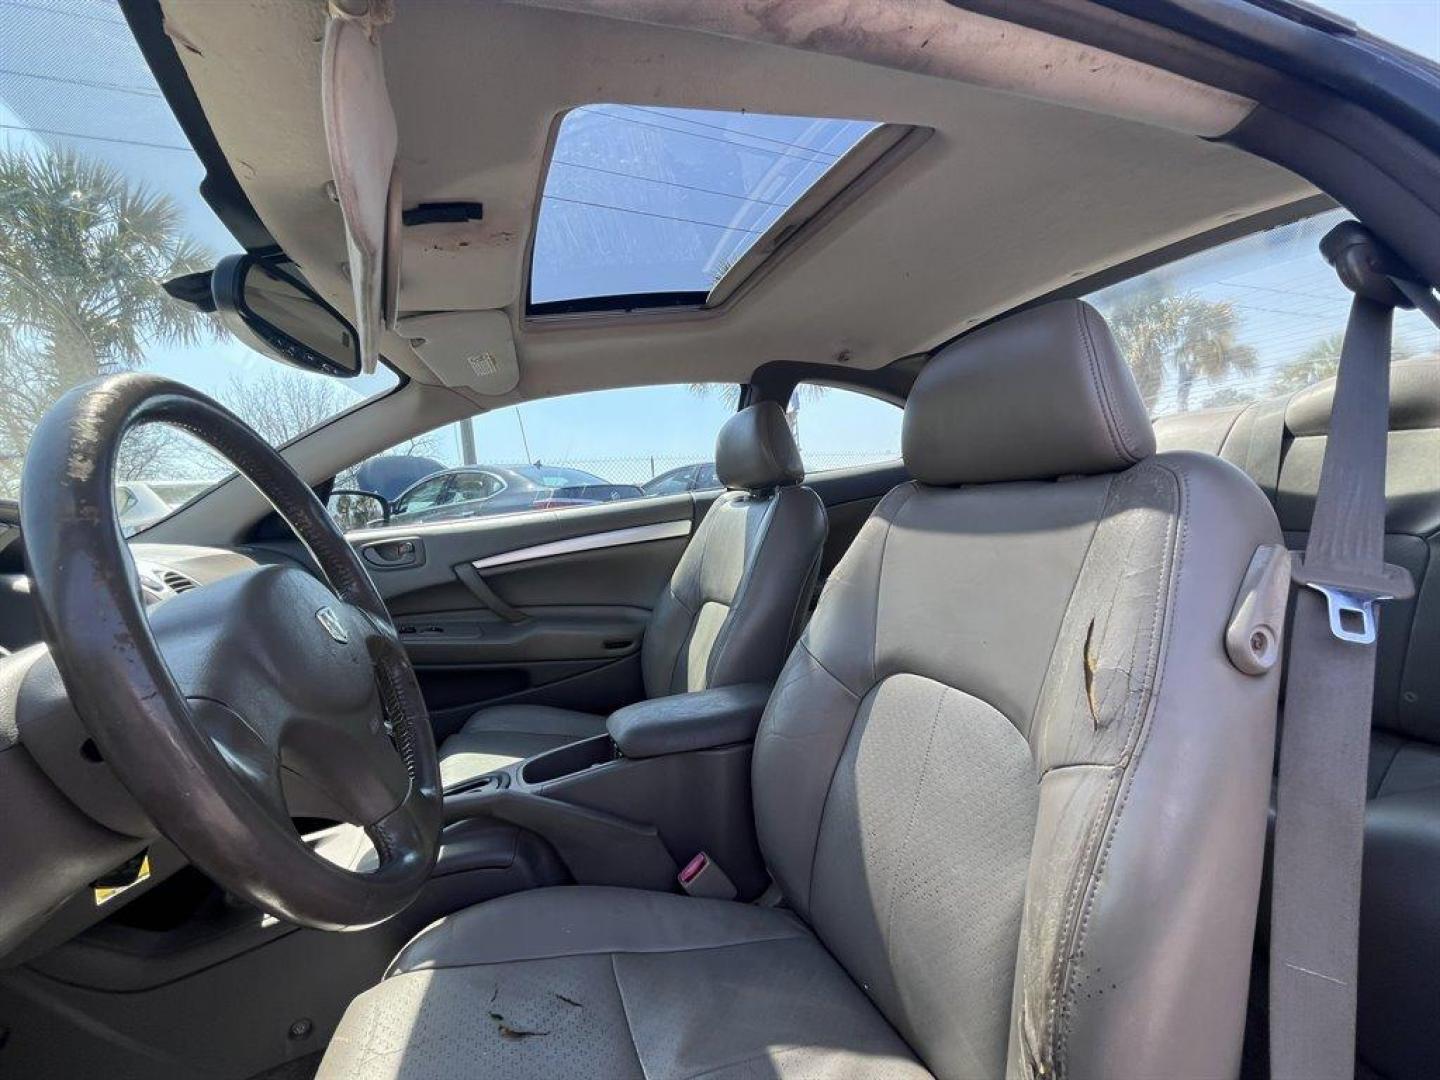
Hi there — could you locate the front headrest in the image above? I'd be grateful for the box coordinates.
[715,401,804,492]
[903,299,1155,485]
[1286,359,1440,437]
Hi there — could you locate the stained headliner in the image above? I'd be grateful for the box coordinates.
[159,0,1315,405]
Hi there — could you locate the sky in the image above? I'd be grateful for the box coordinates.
[0,0,1436,483]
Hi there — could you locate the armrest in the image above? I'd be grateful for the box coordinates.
[607,683,772,759]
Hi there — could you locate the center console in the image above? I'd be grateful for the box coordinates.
[436,682,773,901]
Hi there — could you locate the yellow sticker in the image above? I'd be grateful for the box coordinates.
[94,855,151,906]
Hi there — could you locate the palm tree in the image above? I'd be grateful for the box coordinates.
[1169,298,1258,412]
[1269,333,1419,397]
[1107,289,1257,412]
[0,148,215,494]
[686,381,828,445]
[1270,333,1343,396]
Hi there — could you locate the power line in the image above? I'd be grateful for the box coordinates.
[550,158,791,208]
[541,193,770,234]
[0,66,162,98]
[572,107,841,165]
[0,0,127,27]
[623,105,849,156]
[0,121,192,153]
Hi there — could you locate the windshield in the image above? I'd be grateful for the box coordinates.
[0,1,396,528]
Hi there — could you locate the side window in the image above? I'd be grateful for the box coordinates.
[789,384,903,475]
[448,472,504,503]
[1086,207,1438,419]
[345,384,737,529]
[642,466,697,497]
[391,475,449,517]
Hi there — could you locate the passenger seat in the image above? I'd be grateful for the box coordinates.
[438,401,828,786]
[1154,359,1440,1080]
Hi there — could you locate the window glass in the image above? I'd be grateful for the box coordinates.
[346,384,737,529]
[392,476,449,518]
[1304,2,1439,63]
[532,106,879,307]
[1086,207,1439,419]
[0,3,398,531]
[449,472,503,502]
[789,384,903,474]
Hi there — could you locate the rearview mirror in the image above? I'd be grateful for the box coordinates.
[212,253,361,378]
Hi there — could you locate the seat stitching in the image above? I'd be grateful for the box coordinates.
[665,496,723,693]
[795,639,858,701]
[1053,460,1184,1065]
[1075,300,1131,463]
[704,492,778,688]
[882,685,948,951]
[610,951,649,1079]
[803,483,913,916]
[390,926,810,973]
[1370,737,1403,799]
[778,490,827,651]
[872,482,919,686]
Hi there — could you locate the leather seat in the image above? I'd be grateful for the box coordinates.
[321,300,1283,1079]
[438,401,828,786]
[1155,359,1440,1080]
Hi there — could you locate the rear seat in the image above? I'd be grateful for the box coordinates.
[1154,359,1440,1080]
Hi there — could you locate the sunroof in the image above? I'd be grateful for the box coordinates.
[530,105,881,311]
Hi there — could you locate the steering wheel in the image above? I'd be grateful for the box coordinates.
[20,375,442,930]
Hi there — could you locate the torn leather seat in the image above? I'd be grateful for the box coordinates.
[319,299,1283,1079]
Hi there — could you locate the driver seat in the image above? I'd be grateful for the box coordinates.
[319,301,1283,1079]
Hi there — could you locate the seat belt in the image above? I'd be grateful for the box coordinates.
[1269,223,1434,1079]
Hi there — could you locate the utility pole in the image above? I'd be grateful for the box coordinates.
[458,417,477,465]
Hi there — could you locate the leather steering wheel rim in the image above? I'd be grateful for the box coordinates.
[21,374,442,929]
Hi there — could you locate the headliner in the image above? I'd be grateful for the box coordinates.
[158,0,1316,408]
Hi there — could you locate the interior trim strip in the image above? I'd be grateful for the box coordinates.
[470,518,693,571]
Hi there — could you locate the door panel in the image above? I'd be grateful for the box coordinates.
[345,495,697,732]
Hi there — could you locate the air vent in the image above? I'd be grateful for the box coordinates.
[158,569,198,593]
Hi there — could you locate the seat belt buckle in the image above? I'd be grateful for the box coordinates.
[1293,557,1414,646]
[678,851,736,900]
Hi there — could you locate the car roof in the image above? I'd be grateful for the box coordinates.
[157,1,1315,408]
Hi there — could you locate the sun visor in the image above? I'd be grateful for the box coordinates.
[394,311,521,396]
[321,4,401,374]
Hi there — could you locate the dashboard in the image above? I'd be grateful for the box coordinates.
[0,498,300,655]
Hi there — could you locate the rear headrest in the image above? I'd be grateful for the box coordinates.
[1286,359,1440,437]
[715,401,804,492]
[903,299,1155,485]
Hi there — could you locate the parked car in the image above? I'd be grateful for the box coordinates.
[641,461,721,496]
[387,464,641,524]
[114,481,178,534]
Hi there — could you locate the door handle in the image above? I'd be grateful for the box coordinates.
[453,562,529,624]
[360,536,424,569]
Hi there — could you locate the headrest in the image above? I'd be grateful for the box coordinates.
[903,299,1155,485]
[1286,359,1440,437]
[715,401,804,492]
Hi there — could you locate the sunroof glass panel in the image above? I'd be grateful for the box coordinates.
[530,106,880,307]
